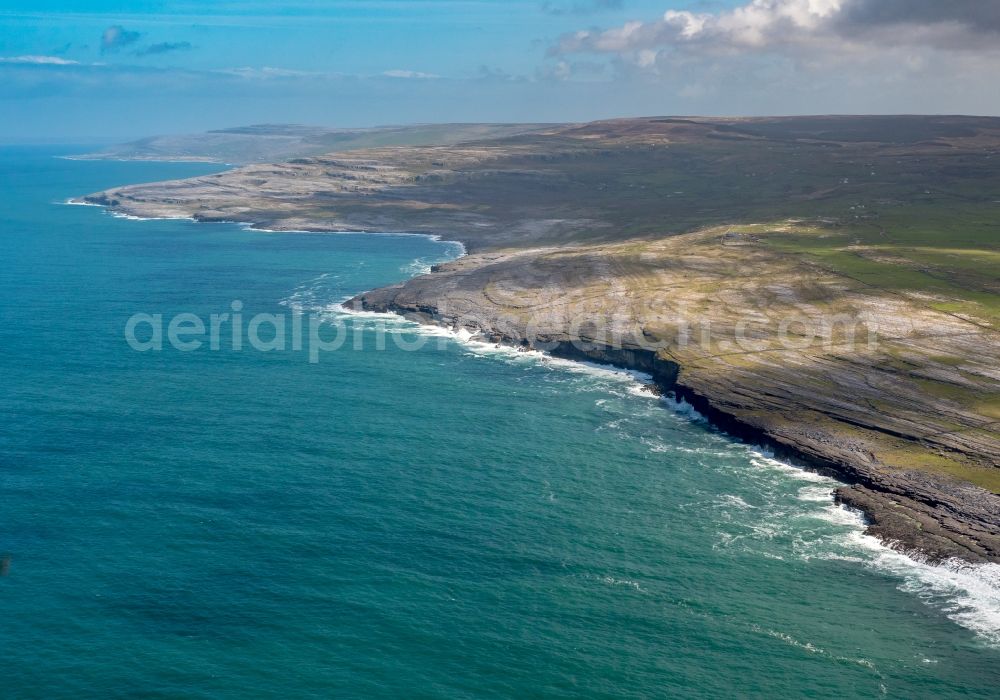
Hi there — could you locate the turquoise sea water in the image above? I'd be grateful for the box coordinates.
[2,147,1000,698]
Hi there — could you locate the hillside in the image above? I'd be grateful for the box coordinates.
[72,122,559,164]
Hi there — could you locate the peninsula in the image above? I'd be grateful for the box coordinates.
[81,116,1000,563]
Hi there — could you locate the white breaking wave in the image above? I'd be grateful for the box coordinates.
[740,445,1000,646]
[401,258,435,276]
[329,299,659,393]
[719,494,755,510]
[660,394,708,423]
[112,211,196,222]
[279,273,343,313]
[61,199,198,221]
[798,485,835,502]
[850,532,1000,647]
[67,198,469,259]
[399,246,463,276]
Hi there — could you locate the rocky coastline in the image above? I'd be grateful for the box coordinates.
[346,284,1000,565]
[80,115,1000,565]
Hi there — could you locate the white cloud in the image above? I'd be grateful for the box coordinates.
[553,0,1000,58]
[216,66,323,79]
[541,0,1000,115]
[382,69,441,79]
[101,25,142,53]
[0,55,80,65]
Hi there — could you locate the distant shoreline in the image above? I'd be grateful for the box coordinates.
[61,154,226,164]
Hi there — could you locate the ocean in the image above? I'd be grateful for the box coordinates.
[2,146,999,698]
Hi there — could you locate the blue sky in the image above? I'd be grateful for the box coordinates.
[2,0,998,140]
[1,1,692,77]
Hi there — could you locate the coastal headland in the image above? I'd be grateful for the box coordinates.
[81,116,1000,563]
